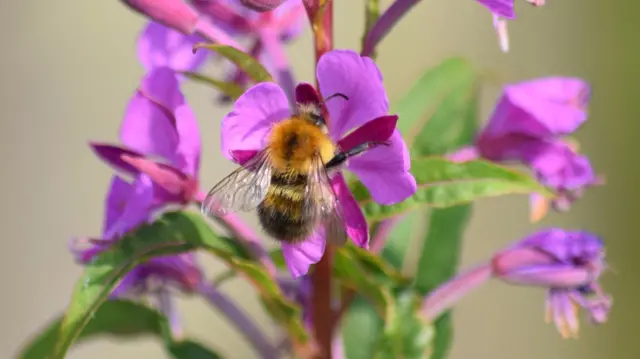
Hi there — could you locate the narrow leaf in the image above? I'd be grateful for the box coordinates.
[51,211,309,359]
[342,297,384,359]
[193,44,274,83]
[18,300,164,359]
[182,72,245,100]
[353,157,553,222]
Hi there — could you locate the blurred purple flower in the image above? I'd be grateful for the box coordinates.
[476,0,544,52]
[91,66,201,205]
[70,175,203,296]
[219,50,416,278]
[239,0,289,12]
[492,228,611,338]
[450,77,601,222]
[136,1,305,97]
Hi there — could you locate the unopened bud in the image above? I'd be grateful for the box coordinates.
[122,0,198,34]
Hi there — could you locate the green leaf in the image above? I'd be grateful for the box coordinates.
[182,72,245,100]
[167,340,225,359]
[343,243,409,285]
[334,247,392,317]
[18,300,164,359]
[353,157,553,222]
[193,44,274,83]
[374,290,435,359]
[342,296,384,359]
[51,211,309,359]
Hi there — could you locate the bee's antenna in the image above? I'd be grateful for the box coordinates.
[323,93,349,103]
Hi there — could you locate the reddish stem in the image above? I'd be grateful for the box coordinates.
[310,2,335,358]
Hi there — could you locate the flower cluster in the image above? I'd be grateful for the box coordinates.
[20,1,613,359]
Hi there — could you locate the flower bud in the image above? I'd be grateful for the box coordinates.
[122,0,199,34]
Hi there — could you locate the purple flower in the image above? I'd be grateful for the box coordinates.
[219,49,416,278]
[137,1,305,93]
[476,0,545,52]
[91,66,201,204]
[452,77,601,222]
[492,228,611,338]
[70,175,203,296]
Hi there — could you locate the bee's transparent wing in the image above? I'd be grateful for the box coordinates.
[201,149,272,217]
[303,153,348,246]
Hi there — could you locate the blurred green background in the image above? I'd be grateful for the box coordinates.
[1,0,637,358]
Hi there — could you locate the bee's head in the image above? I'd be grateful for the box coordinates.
[295,92,349,132]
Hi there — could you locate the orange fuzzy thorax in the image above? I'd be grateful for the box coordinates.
[266,116,336,174]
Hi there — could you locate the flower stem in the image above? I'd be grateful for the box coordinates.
[193,191,276,276]
[197,282,278,359]
[361,0,423,57]
[421,262,493,320]
[310,2,335,358]
[156,288,183,341]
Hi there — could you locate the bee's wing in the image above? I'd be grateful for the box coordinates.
[303,153,348,246]
[201,149,272,217]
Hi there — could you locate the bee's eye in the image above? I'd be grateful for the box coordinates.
[310,113,325,126]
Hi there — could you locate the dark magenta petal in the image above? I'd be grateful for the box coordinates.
[231,149,259,165]
[294,82,321,105]
[331,173,369,247]
[90,142,144,175]
[337,115,398,152]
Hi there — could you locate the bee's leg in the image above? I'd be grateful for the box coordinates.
[325,141,390,170]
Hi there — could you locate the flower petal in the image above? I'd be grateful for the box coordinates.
[231,149,259,165]
[529,142,595,190]
[476,0,515,19]
[347,130,416,205]
[316,50,389,139]
[499,264,593,288]
[221,82,291,160]
[121,154,188,195]
[90,143,143,175]
[282,234,326,279]
[174,104,201,175]
[137,21,208,73]
[103,174,154,240]
[104,176,135,234]
[119,91,179,160]
[139,66,185,115]
[337,115,397,153]
[331,174,369,247]
[295,82,321,105]
[485,77,590,139]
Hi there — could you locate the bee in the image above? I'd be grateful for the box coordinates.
[201,93,386,245]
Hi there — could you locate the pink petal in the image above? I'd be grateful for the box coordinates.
[174,104,201,176]
[121,154,188,195]
[119,91,179,161]
[137,21,208,73]
[499,265,593,288]
[104,176,135,234]
[337,115,397,152]
[316,50,389,140]
[295,82,321,105]
[331,174,369,247]
[347,130,416,205]
[103,174,154,240]
[89,143,143,175]
[282,234,326,279]
[221,82,291,160]
[476,0,515,19]
[139,66,185,116]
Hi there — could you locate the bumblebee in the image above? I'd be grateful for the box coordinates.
[201,93,386,245]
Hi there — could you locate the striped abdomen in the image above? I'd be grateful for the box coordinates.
[257,171,314,243]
